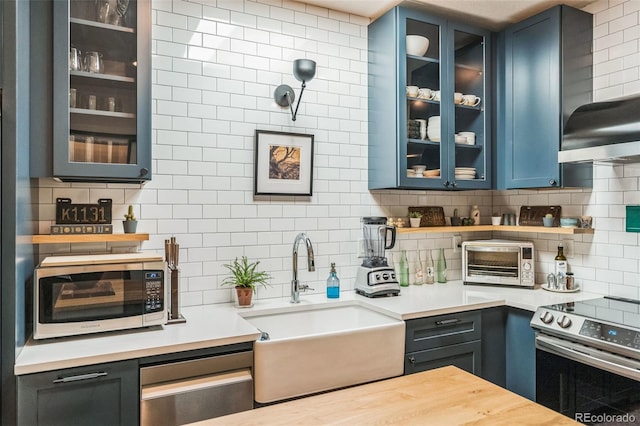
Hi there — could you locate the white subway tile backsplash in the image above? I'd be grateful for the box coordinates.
[157,10,187,29]
[595,3,624,25]
[609,10,638,32]
[157,69,189,86]
[624,0,640,14]
[188,17,217,35]
[173,28,203,46]
[37,0,640,305]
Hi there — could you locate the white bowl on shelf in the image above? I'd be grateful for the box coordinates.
[412,165,426,174]
[406,35,429,56]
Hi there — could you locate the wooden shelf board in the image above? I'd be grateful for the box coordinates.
[32,233,149,244]
[397,225,593,235]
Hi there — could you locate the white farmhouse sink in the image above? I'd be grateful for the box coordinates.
[240,303,405,403]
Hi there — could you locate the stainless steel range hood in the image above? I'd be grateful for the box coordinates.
[559,95,640,163]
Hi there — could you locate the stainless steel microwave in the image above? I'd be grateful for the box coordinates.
[34,253,167,339]
[462,239,535,288]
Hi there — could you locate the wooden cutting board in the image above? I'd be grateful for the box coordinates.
[408,206,446,227]
[518,205,561,226]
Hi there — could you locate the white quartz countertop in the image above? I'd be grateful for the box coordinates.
[14,281,600,375]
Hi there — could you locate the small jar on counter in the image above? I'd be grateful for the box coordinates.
[565,272,575,290]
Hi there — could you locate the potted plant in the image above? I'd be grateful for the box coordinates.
[222,256,271,307]
[409,211,423,228]
[491,212,502,226]
[450,208,461,226]
[122,205,138,233]
[543,213,554,227]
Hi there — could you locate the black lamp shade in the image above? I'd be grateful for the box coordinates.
[293,59,316,83]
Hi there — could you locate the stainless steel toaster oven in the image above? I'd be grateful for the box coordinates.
[462,239,535,288]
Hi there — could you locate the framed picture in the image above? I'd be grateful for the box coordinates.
[254,130,314,196]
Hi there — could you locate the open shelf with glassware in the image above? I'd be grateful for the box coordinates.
[396,225,594,235]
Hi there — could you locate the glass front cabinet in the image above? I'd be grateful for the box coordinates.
[368,7,491,190]
[51,0,151,182]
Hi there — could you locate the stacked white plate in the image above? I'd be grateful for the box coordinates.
[455,167,476,180]
[427,116,441,142]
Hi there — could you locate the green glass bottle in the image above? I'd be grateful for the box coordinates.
[398,250,410,287]
[436,248,447,283]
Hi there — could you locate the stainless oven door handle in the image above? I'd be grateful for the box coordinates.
[536,334,640,381]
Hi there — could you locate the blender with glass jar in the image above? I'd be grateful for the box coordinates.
[355,217,400,297]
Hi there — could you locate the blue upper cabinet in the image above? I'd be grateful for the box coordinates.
[33,0,152,183]
[368,7,492,190]
[496,6,592,189]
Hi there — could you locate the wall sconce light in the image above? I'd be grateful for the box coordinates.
[273,59,316,121]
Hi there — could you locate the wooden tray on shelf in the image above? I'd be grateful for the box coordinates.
[408,206,446,227]
[518,205,561,226]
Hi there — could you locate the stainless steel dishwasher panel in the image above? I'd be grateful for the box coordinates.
[140,351,253,425]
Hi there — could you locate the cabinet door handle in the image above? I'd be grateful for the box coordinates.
[443,180,450,187]
[52,371,108,384]
[435,318,461,326]
[408,356,416,365]
[549,178,557,186]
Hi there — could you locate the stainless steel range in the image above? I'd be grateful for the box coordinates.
[531,296,640,425]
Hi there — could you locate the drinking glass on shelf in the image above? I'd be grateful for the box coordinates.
[84,51,103,74]
[85,136,95,162]
[69,88,77,108]
[96,0,111,23]
[88,95,97,110]
[69,47,82,71]
[108,96,116,112]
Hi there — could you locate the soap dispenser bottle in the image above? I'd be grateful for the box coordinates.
[326,262,340,298]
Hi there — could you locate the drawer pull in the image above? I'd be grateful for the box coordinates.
[52,372,108,384]
[435,319,461,326]
[408,356,416,365]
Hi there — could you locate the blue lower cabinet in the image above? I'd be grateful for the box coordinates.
[405,341,482,375]
[505,307,536,400]
[480,307,506,387]
[404,311,482,376]
[17,360,139,426]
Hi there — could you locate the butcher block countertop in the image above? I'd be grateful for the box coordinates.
[192,366,578,425]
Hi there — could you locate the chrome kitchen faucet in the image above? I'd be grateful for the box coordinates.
[291,232,315,303]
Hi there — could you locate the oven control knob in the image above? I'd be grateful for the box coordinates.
[540,311,554,324]
[523,262,531,270]
[557,315,572,328]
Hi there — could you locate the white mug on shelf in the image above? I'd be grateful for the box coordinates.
[406,86,419,98]
[454,92,463,104]
[462,94,481,106]
[459,131,475,145]
[432,90,441,101]
[418,88,433,100]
